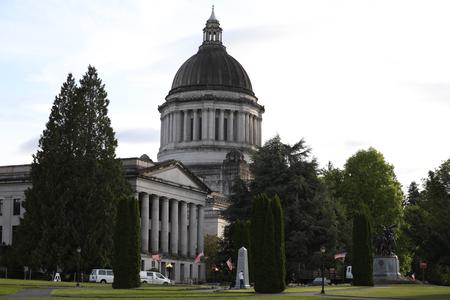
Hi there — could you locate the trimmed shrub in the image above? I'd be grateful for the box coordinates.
[251,194,286,293]
[112,196,141,288]
[352,209,373,286]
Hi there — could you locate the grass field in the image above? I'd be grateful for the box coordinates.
[328,284,450,300]
[0,279,449,300]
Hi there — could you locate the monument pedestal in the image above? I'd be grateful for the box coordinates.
[373,255,403,283]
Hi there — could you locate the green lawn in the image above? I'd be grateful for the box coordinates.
[328,284,450,300]
[1,279,449,300]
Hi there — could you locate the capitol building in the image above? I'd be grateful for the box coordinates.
[0,8,264,283]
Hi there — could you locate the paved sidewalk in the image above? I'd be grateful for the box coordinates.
[2,287,54,298]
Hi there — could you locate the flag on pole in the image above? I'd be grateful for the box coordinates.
[195,252,204,263]
[151,254,162,261]
[226,258,233,271]
[334,252,347,261]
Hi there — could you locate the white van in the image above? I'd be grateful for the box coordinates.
[346,266,353,280]
[139,271,171,285]
[89,269,114,283]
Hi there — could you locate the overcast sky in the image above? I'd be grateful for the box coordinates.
[1,0,449,190]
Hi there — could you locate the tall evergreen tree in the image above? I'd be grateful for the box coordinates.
[113,196,141,289]
[271,195,286,292]
[352,210,373,286]
[17,66,131,274]
[253,136,338,277]
[251,194,286,293]
[406,181,421,206]
[251,194,268,291]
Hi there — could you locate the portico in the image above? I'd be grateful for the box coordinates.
[122,157,209,283]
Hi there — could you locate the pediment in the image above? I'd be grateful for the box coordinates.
[140,161,209,192]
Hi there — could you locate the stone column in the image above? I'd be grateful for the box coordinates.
[189,203,198,257]
[166,113,171,143]
[171,112,175,143]
[174,111,181,143]
[208,109,215,140]
[244,112,248,143]
[162,115,166,145]
[218,109,224,140]
[258,117,262,146]
[141,193,149,253]
[228,111,234,142]
[201,109,208,140]
[165,114,170,145]
[193,110,199,141]
[180,201,188,256]
[254,117,259,146]
[197,205,204,254]
[161,197,169,254]
[160,117,163,147]
[170,199,179,255]
[249,114,254,145]
[151,194,159,253]
[238,111,245,142]
[183,110,189,142]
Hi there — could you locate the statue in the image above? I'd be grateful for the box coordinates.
[374,224,397,256]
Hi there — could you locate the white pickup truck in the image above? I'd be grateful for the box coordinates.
[139,271,171,284]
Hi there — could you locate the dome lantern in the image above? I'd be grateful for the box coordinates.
[203,5,222,45]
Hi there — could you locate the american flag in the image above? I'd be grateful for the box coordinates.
[195,252,204,263]
[334,252,347,261]
[226,258,233,271]
[151,254,162,261]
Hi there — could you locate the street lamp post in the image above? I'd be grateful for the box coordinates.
[166,263,173,281]
[320,246,326,294]
[76,247,81,287]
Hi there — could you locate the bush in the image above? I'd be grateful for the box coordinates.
[112,196,141,289]
[352,209,373,286]
[251,194,286,293]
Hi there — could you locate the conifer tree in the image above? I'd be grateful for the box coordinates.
[17,66,131,273]
[113,196,141,289]
[251,194,286,293]
[271,195,286,292]
[352,210,373,286]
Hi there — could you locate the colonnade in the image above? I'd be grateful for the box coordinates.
[160,109,261,147]
[138,192,204,258]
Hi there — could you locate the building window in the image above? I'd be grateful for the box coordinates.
[13,199,21,216]
[0,199,3,216]
[12,226,18,244]
[0,226,2,244]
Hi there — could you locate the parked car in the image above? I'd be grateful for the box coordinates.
[312,277,331,285]
[139,271,171,284]
[89,269,114,283]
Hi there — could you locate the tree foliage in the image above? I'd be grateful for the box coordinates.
[113,196,141,289]
[342,148,403,231]
[17,66,131,273]
[352,210,373,286]
[403,160,450,285]
[251,194,285,293]
[224,136,340,281]
[250,136,339,278]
